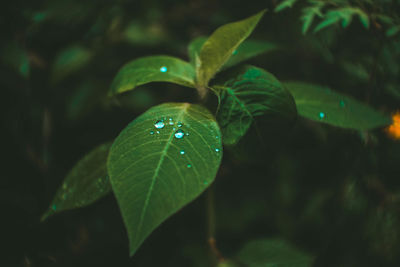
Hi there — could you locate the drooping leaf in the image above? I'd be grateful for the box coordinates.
[313,8,369,33]
[274,0,298,13]
[284,82,392,130]
[300,2,325,34]
[41,142,112,221]
[188,36,278,70]
[51,45,92,83]
[197,10,266,88]
[107,103,223,255]
[237,238,313,266]
[109,56,196,96]
[214,66,297,145]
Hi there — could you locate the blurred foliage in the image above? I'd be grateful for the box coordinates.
[1,0,400,266]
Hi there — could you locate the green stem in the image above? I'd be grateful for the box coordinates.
[206,184,224,263]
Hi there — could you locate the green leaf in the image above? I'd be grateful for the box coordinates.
[109,56,196,96]
[274,0,298,13]
[1,41,30,78]
[188,36,278,70]
[215,66,296,145]
[51,45,92,83]
[41,142,112,221]
[197,10,266,88]
[237,238,313,266]
[301,2,325,34]
[284,82,392,130]
[107,103,222,256]
[386,25,400,37]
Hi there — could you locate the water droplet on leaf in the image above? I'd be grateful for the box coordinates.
[180,150,185,155]
[232,50,238,55]
[340,100,346,107]
[187,164,192,168]
[215,148,220,152]
[154,120,165,129]
[177,122,183,127]
[319,112,325,119]
[150,131,154,135]
[160,66,167,72]
[174,129,185,139]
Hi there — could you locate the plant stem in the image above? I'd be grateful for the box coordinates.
[206,184,224,263]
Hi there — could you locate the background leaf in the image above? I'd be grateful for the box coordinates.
[197,10,266,88]
[215,66,297,145]
[109,56,196,96]
[107,102,222,255]
[237,238,313,266]
[41,142,112,221]
[274,0,298,13]
[284,82,392,130]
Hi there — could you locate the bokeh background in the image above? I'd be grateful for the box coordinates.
[1,0,400,266]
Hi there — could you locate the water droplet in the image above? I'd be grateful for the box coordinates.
[180,150,185,155]
[154,120,165,129]
[204,181,209,185]
[150,131,154,135]
[177,122,183,127]
[187,164,192,168]
[174,129,185,139]
[169,121,174,125]
[319,112,325,119]
[156,131,160,134]
[186,132,190,136]
[169,117,173,121]
[160,66,167,72]
[216,136,219,139]
[339,100,346,107]
[215,148,220,152]
[232,50,238,55]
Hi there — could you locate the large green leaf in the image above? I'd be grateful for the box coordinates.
[237,238,313,266]
[107,102,222,255]
[284,82,392,129]
[197,10,266,88]
[41,142,112,221]
[109,56,196,96]
[188,36,277,70]
[215,66,297,145]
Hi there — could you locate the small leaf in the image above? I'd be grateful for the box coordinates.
[188,36,278,70]
[197,10,266,88]
[41,142,112,221]
[107,103,222,256]
[237,238,313,266]
[358,12,370,29]
[300,2,325,34]
[284,82,392,130]
[109,56,196,96]
[274,0,298,13]
[386,25,400,37]
[51,45,92,83]
[215,66,296,145]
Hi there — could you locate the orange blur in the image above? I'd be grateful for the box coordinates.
[386,112,400,139]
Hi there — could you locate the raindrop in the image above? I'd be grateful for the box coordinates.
[154,120,165,129]
[319,112,325,119]
[187,164,192,168]
[177,122,184,127]
[156,131,160,134]
[180,150,185,155]
[186,132,190,136]
[215,148,220,152]
[150,131,154,135]
[215,136,219,139]
[174,129,185,139]
[160,66,167,72]
[339,100,346,107]
[232,50,238,55]
[169,121,174,125]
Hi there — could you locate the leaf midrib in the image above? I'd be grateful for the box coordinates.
[135,104,189,239]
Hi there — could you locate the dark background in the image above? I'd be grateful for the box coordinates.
[1,0,400,266]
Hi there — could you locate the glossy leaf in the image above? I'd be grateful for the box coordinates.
[107,103,222,255]
[41,142,112,221]
[215,66,297,145]
[188,36,277,70]
[51,45,92,83]
[284,82,392,129]
[109,56,196,96]
[237,238,313,266]
[197,10,266,88]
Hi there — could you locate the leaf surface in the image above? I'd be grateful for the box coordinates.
[284,82,392,129]
[107,103,222,255]
[237,238,313,266]
[42,142,112,221]
[215,66,296,145]
[197,10,266,88]
[109,56,196,96]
